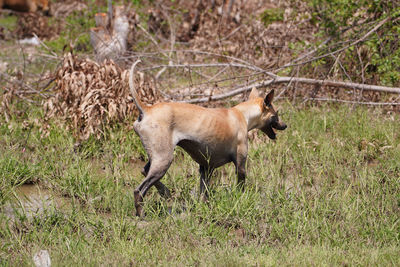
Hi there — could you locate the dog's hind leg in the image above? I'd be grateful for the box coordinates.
[141,161,151,176]
[154,181,171,198]
[134,154,173,216]
[141,161,171,198]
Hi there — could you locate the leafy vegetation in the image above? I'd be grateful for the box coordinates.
[45,9,97,53]
[260,8,284,26]
[309,0,400,85]
[0,15,17,31]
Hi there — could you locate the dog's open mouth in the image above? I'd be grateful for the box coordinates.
[262,121,287,140]
[263,125,276,139]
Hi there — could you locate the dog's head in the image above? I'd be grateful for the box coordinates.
[249,88,287,140]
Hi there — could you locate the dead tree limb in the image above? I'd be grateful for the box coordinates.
[178,76,400,104]
[141,63,277,78]
[304,98,400,106]
[0,72,50,98]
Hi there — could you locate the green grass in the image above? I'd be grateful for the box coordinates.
[0,103,399,266]
[260,8,285,27]
[0,15,17,33]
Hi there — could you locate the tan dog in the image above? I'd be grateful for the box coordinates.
[129,61,287,216]
[0,0,49,14]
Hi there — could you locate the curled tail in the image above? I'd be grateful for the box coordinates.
[129,59,146,117]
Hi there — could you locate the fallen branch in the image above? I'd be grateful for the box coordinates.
[304,97,400,106]
[33,33,58,58]
[0,72,50,98]
[2,87,36,104]
[178,76,400,103]
[141,63,277,78]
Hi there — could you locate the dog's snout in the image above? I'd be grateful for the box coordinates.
[274,121,287,130]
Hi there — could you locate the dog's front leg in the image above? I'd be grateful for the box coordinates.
[235,142,248,190]
[199,165,214,201]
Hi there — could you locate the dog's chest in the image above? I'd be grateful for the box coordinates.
[177,138,235,168]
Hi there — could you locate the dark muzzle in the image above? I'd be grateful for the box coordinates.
[272,121,287,131]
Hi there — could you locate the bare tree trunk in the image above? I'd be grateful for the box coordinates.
[89,2,129,64]
[107,0,113,29]
[225,0,235,20]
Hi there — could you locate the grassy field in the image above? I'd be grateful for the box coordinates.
[0,1,399,265]
[1,102,399,266]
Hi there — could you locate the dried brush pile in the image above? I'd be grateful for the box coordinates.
[146,0,316,69]
[43,53,159,139]
[15,13,60,39]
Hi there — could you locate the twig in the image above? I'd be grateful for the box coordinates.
[282,37,332,68]
[136,23,170,60]
[2,87,36,103]
[220,25,242,41]
[206,66,229,83]
[33,33,58,58]
[0,72,49,98]
[282,17,378,69]
[153,4,176,80]
[276,16,391,71]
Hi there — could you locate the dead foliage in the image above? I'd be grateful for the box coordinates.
[43,53,159,139]
[50,0,87,18]
[138,0,400,108]
[146,0,316,69]
[10,1,87,40]
[125,8,140,49]
[14,12,60,39]
[147,8,170,38]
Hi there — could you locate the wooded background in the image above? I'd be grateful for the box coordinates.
[1,0,399,138]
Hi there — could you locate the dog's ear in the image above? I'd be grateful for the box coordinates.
[249,87,259,100]
[264,89,275,106]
